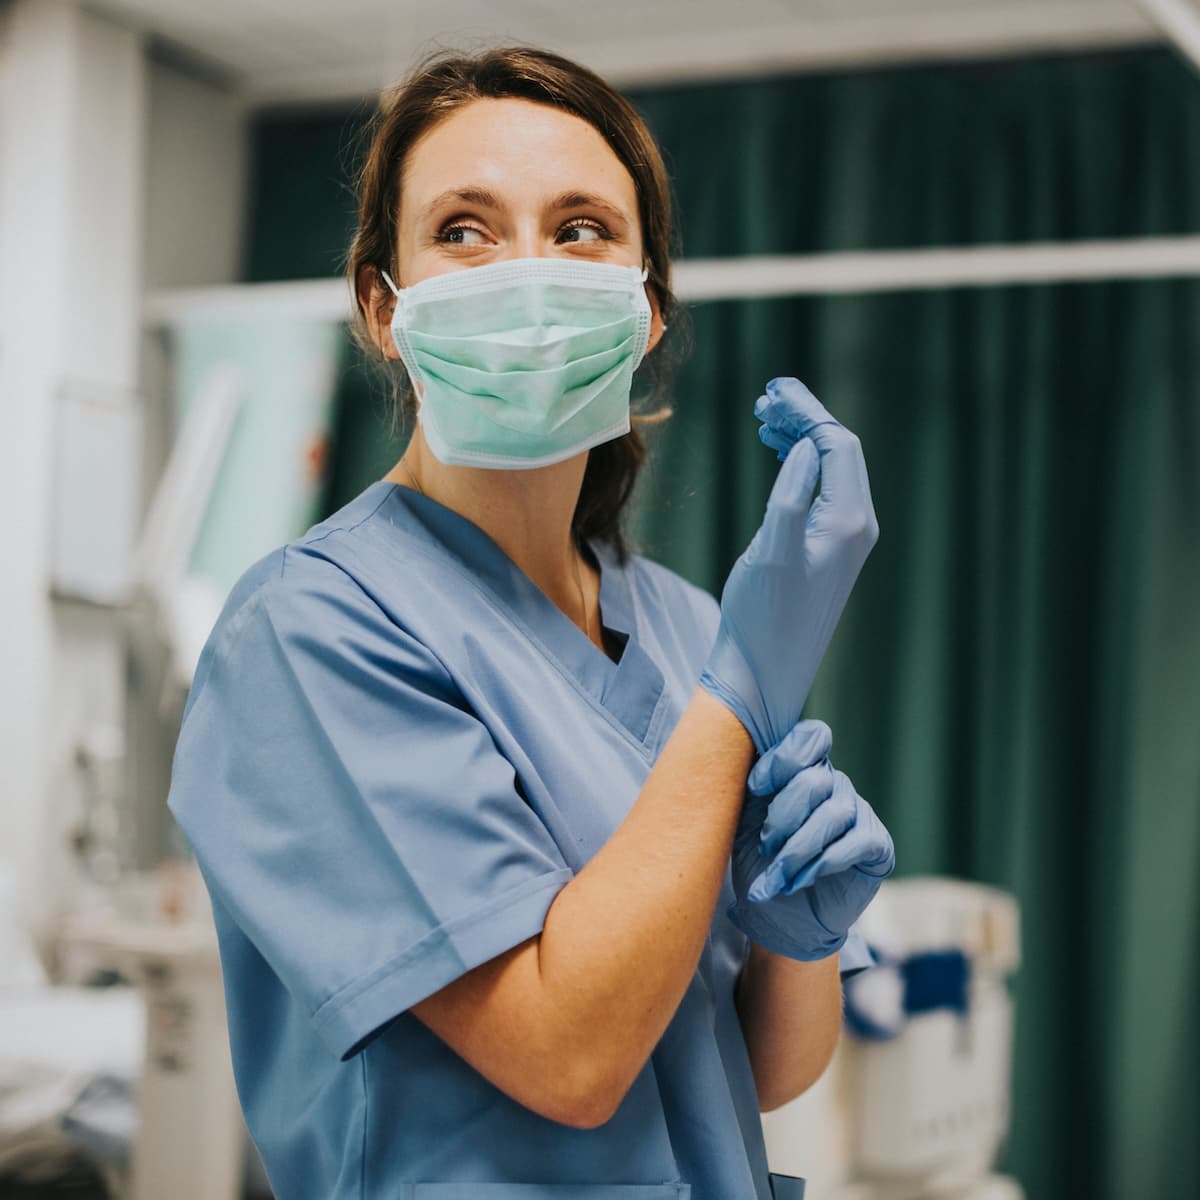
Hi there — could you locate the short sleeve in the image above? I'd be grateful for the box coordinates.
[167,563,574,1061]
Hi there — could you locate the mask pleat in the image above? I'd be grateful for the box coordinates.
[409,313,637,369]
[416,333,637,416]
[425,358,634,440]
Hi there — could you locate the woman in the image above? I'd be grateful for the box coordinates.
[167,45,894,1200]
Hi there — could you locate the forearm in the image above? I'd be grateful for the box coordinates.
[734,942,843,1112]
[539,687,754,1120]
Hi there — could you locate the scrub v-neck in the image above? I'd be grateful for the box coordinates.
[374,480,667,751]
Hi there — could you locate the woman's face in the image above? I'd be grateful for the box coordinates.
[367,96,664,360]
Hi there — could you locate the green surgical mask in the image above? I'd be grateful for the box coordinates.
[382,257,652,470]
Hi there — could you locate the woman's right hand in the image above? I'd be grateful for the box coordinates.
[698,378,879,754]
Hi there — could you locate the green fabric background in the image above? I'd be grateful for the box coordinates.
[243,47,1200,1200]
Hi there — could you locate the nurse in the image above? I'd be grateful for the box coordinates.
[167,45,894,1200]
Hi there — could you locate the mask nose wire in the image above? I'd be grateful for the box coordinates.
[385,263,647,292]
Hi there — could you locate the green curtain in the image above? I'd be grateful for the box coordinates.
[624,49,1200,1200]
[243,47,1200,1200]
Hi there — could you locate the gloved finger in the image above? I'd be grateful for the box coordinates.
[845,797,895,877]
[759,378,876,542]
[749,437,820,566]
[779,823,893,893]
[753,377,841,445]
[758,423,793,463]
[758,760,836,859]
[748,775,857,900]
[772,780,856,874]
[748,718,833,796]
[782,788,895,891]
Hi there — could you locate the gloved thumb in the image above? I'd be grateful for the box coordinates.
[747,437,820,566]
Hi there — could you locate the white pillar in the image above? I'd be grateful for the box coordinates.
[0,0,145,935]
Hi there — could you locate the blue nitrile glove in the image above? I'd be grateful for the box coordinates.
[729,719,895,962]
[699,378,879,755]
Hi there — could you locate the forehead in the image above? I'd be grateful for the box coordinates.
[398,97,638,224]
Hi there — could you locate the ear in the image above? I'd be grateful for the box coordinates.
[356,263,401,361]
[644,282,667,356]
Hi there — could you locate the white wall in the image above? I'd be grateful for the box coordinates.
[0,0,144,945]
[0,0,247,951]
[143,54,247,292]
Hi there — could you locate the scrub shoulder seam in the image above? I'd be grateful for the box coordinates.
[292,484,397,550]
[188,558,457,727]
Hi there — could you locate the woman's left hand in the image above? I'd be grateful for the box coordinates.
[728,719,895,961]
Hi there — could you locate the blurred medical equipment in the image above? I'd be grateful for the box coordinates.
[1,316,341,1197]
[0,856,142,1197]
[55,865,253,1200]
[135,317,339,693]
[132,360,243,695]
[1,854,268,1200]
[114,317,339,876]
[0,979,143,1197]
[701,377,879,754]
[763,877,1023,1200]
[49,380,145,607]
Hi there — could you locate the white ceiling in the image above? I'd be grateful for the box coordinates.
[89,0,1162,106]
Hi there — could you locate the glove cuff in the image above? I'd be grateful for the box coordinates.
[698,668,768,754]
[726,901,848,963]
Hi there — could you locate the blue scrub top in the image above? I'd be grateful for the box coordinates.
[168,480,854,1200]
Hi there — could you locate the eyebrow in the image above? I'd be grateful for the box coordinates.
[418,186,632,230]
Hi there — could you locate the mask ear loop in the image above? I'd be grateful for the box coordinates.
[377,267,425,400]
[638,265,666,335]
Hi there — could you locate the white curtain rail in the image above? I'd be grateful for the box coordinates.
[143,235,1200,326]
[677,235,1200,299]
[1138,0,1200,75]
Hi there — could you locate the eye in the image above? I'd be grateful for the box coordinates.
[435,221,488,246]
[559,218,611,244]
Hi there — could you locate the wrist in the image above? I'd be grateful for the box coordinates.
[697,668,767,755]
[690,684,756,757]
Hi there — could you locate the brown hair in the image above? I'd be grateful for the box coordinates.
[344,45,687,562]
